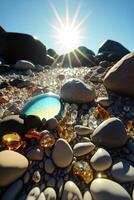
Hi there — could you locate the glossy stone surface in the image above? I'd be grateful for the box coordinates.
[21,93,62,120]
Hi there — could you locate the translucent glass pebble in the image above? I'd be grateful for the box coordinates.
[21,92,62,120]
[73,161,93,184]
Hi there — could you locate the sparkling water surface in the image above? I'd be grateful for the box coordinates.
[21,93,61,120]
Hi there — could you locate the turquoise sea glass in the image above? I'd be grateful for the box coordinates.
[21,92,62,120]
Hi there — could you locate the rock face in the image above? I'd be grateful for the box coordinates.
[90,148,112,171]
[52,138,73,168]
[61,181,82,200]
[90,178,131,200]
[73,142,95,157]
[91,117,128,148]
[60,79,95,103]
[111,158,134,183]
[0,32,46,65]
[0,115,24,136]
[104,53,134,98]
[0,150,28,187]
[97,39,130,62]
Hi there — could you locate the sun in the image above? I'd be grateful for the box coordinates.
[57,25,81,53]
[49,1,90,54]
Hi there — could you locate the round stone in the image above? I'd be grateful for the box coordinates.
[60,78,95,104]
[73,142,95,157]
[90,148,112,171]
[26,187,40,200]
[90,178,131,200]
[21,92,62,120]
[46,117,58,130]
[0,150,28,187]
[44,159,55,174]
[43,187,56,200]
[61,181,82,200]
[83,191,92,200]
[52,138,73,168]
[27,146,44,161]
[74,125,93,136]
[111,158,134,183]
[14,60,35,71]
[91,117,128,148]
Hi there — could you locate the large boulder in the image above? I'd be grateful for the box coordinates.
[0,32,46,65]
[59,46,96,67]
[0,26,6,34]
[96,39,130,62]
[104,53,134,97]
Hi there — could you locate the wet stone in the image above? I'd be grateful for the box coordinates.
[26,187,40,200]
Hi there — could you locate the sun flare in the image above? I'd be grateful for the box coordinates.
[50,1,90,54]
[57,25,81,53]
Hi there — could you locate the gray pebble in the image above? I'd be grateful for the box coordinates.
[45,159,55,174]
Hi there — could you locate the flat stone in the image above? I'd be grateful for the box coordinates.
[111,158,134,183]
[90,178,131,200]
[60,79,95,104]
[73,142,95,157]
[61,181,82,200]
[90,148,112,171]
[26,187,40,200]
[14,60,35,70]
[1,180,23,200]
[0,150,28,187]
[91,117,128,148]
[74,125,93,135]
[44,159,55,174]
[43,187,56,200]
[52,138,73,168]
[83,191,92,200]
[27,146,44,161]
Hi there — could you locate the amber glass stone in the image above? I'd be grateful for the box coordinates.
[40,130,55,148]
[126,120,133,132]
[95,104,110,120]
[2,132,23,150]
[73,161,93,184]
[25,130,41,140]
[56,117,74,142]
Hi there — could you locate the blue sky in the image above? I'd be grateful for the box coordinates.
[0,0,134,54]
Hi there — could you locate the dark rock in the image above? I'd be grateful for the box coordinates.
[104,53,134,97]
[0,26,6,34]
[0,81,9,89]
[59,46,96,67]
[0,32,46,65]
[46,54,55,65]
[97,39,130,62]
[9,78,34,88]
[47,48,58,58]
[0,115,24,136]
[0,64,12,74]
[24,115,42,131]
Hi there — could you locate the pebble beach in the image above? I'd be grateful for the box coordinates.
[0,28,134,200]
